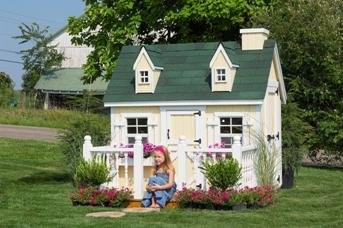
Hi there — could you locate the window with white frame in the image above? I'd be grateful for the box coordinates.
[216,68,226,82]
[139,70,149,83]
[219,117,243,148]
[127,118,148,144]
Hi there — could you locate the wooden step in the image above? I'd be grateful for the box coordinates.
[126,199,178,208]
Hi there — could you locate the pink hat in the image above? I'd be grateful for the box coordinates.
[154,145,166,154]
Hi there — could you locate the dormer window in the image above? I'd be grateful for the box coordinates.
[216,69,227,82]
[209,43,239,92]
[139,70,149,84]
[133,46,163,93]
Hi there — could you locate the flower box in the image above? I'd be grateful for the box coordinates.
[116,157,154,166]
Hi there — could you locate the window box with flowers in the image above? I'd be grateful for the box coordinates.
[115,143,156,166]
[206,142,231,159]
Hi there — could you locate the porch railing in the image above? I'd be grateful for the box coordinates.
[83,135,257,199]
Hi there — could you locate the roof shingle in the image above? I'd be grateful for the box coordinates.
[35,68,108,94]
[104,40,275,103]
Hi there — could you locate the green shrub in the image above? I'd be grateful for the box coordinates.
[59,115,110,175]
[282,102,310,174]
[74,159,112,187]
[200,157,242,191]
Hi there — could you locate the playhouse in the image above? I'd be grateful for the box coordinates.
[83,28,287,199]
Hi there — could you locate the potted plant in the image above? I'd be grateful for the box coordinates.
[281,102,311,188]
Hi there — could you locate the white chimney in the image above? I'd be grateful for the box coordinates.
[240,28,270,50]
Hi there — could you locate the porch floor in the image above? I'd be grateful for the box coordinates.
[127,199,178,209]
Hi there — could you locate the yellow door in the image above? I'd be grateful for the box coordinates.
[168,113,197,146]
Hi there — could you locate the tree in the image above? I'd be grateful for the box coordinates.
[68,0,277,83]
[0,71,15,107]
[0,71,14,89]
[14,23,65,92]
[252,0,343,154]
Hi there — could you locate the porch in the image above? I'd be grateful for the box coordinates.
[83,135,258,199]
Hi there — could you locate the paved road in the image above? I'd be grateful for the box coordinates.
[0,124,59,142]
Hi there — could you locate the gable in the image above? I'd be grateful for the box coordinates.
[209,43,239,92]
[48,27,93,68]
[104,41,276,104]
[133,47,163,93]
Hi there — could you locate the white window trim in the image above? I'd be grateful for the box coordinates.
[214,68,229,83]
[122,113,152,144]
[214,112,245,147]
[138,70,150,85]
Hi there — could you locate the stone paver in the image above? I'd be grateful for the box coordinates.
[86,211,126,218]
[122,207,160,213]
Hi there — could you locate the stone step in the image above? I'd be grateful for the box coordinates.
[126,199,178,208]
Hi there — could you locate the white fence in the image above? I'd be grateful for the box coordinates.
[83,135,257,199]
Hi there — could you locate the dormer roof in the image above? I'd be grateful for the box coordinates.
[133,46,163,71]
[209,43,239,68]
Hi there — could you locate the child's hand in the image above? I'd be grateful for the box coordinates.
[150,184,161,191]
[146,184,159,192]
[146,184,153,192]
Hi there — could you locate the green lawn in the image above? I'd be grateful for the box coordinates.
[0,108,109,129]
[0,138,342,227]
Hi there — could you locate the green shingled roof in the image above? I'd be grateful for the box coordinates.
[35,68,108,94]
[104,40,275,103]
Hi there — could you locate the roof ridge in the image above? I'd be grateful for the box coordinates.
[144,47,162,54]
[47,26,68,43]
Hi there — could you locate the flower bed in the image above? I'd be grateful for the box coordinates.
[70,187,131,207]
[175,186,275,210]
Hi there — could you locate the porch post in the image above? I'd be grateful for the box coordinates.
[231,136,242,164]
[177,135,187,189]
[232,135,243,187]
[133,136,143,199]
[83,135,93,161]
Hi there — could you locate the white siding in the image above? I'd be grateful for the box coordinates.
[49,31,93,68]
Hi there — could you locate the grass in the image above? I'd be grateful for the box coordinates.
[1,138,343,227]
[0,107,109,129]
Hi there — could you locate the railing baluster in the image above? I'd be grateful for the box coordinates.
[115,152,120,187]
[124,152,129,188]
[201,152,207,190]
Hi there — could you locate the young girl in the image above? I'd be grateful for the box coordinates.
[141,145,177,208]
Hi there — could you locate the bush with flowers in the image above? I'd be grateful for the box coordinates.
[70,186,131,207]
[175,185,275,210]
[117,142,156,158]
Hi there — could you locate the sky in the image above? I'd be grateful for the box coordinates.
[0,0,85,89]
